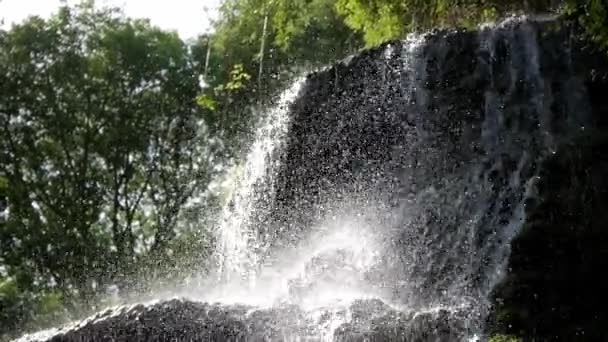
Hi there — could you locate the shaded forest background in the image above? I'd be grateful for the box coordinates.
[1,0,607,339]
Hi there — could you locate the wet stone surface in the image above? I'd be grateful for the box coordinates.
[16,298,473,342]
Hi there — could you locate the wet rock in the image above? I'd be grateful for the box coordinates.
[16,298,474,342]
[490,133,608,341]
[488,19,608,342]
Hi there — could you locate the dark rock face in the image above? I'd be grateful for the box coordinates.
[488,20,608,342]
[491,106,608,339]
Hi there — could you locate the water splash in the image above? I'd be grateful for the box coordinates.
[208,200,388,307]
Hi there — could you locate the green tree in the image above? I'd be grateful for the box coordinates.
[271,0,361,63]
[565,0,608,51]
[191,0,362,143]
[334,0,560,46]
[0,4,218,335]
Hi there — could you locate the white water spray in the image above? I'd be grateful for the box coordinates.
[215,78,306,286]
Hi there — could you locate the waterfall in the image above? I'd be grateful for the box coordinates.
[205,16,588,339]
[18,16,594,342]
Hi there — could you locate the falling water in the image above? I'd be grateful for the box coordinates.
[215,79,306,286]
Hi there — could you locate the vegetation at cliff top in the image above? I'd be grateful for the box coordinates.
[1,0,608,339]
[488,335,522,342]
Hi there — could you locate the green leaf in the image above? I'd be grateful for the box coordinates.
[0,176,8,190]
[196,94,217,111]
[488,335,522,342]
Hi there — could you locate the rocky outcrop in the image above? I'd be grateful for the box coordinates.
[16,298,472,342]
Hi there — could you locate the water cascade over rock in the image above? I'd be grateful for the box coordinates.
[17,17,605,342]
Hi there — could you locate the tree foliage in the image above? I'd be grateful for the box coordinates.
[191,0,362,142]
[334,0,563,46]
[331,0,608,48]
[208,0,359,83]
[0,4,218,337]
[564,0,608,51]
